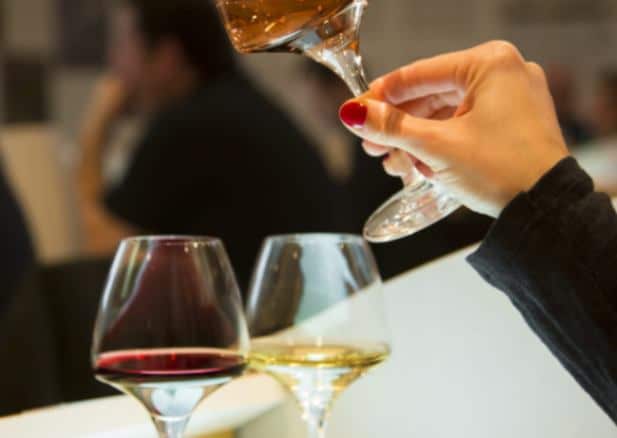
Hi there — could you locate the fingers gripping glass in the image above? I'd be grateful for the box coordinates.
[91,236,250,438]
[214,0,461,242]
[246,234,391,438]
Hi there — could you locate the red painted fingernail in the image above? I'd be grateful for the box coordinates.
[339,101,367,128]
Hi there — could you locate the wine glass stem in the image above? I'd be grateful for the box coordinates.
[313,47,369,97]
[304,408,328,438]
[153,416,189,438]
[336,49,369,97]
[307,422,326,438]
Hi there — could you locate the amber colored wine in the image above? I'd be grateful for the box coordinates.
[216,0,354,53]
[249,343,388,407]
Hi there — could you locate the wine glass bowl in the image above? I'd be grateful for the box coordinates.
[215,0,369,95]
[215,0,359,52]
[246,234,390,438]
[92,236,249,438]
[214,0,461,242]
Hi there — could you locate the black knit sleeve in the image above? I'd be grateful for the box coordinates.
[468,157,617,423]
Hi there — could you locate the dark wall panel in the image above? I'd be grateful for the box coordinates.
[3,55,50,123]
[56,0,108,67]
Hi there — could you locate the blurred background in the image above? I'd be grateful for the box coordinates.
[1,0,616,266]
[1,0,617,417]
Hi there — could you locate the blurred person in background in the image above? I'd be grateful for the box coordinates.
[591,70,617,139]
[0,166,34,316]
[77,0,343,288]
[300,61,356,184]
[574,70,617,195]
[545,64,592,147]
[301,62,492,278]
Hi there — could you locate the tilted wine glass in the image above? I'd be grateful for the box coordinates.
[246,234,391,438]
[91,236,249,438]
[214,0,461,242]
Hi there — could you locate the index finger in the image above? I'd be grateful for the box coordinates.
[369,48,474,105]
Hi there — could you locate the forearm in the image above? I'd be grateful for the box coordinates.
[77,97,135,254]
[77,110,114,202]
[468,157,617,422]
[78,76,128,202]
[80,200,136,256]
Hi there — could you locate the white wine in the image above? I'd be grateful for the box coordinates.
[250,343,389,411]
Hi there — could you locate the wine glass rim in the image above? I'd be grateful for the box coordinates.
[265,233,366,245]
[120,235,223,246]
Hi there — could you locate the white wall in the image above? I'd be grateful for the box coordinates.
[3,0,617,137]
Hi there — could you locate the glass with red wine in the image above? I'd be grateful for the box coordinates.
[214,0,461,242]
[91,236,249,438]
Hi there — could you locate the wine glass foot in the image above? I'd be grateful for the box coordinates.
[364,179,461,243]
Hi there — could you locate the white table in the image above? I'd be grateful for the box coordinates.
[239,247,616,437]
[0,375,285,437]
[2,248,615,437]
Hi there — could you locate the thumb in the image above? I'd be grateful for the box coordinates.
[339,98,449,167]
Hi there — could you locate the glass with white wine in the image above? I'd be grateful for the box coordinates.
[214,0,461,242]
[246,234,390,438]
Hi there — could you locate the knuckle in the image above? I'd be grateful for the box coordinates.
[382,157,398,175]
[526,62,547,81]
[484,40,525,67]
[370,77,387,100]
[380,69,406,103]
[382,107,406,138]
[420,123,444,145]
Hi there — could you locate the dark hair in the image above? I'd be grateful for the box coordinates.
[121,0,236,79]
[599,70,617,105]
[598,70,617,128]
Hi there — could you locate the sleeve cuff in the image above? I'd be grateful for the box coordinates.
[467,157,593,278]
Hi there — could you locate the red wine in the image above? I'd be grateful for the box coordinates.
[95,348,246,385]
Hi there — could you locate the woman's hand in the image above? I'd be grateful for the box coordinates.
[339,41,569,217]
[85,76,130,128]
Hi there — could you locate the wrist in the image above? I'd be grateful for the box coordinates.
[493,156,586,217]
[524,148,570,192]
[526,156,593,210]
[496,149,570,216]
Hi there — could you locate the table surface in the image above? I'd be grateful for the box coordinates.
[0,374,284,437]
[2,247,615,437]
[239,247,616,437]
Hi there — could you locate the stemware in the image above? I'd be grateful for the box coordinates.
[91,236,249,438]
[246,233,391,438]
[214,0,461,242]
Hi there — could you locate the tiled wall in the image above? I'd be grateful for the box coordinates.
[0,0,104,130]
